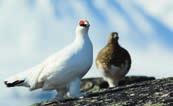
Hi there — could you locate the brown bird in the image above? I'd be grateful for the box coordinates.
[96,32,131,87]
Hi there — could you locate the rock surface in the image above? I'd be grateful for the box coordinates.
[31,76,173,106]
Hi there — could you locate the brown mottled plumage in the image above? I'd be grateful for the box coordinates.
[96,32,131,87]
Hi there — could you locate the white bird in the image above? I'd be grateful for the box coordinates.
[4,19,93,100]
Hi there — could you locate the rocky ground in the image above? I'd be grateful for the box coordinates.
[31,76,173,106]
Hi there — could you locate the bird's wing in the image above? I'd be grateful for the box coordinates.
[36,44,81,84]
[25,63,46,90]
[96,46,113,68]
[110,48,131,74]
[25,45,76,90]
[119,48,131,71]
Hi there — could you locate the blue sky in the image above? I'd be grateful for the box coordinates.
[0,0,173,106]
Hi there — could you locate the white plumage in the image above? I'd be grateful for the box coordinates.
[4,19,93,99]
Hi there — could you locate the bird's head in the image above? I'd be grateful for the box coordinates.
[76,19,90,34]
[108,32,119,44]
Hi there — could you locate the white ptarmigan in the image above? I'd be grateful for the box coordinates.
[96,32,131,87]
[4,19,93,99]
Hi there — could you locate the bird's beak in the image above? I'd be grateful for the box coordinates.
[79,20,90,27]
[4,80,25,87]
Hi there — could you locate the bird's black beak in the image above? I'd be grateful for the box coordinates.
[111,32,119,40]
[4,80,25,87]
[79,20,90,27]
[80,24,87,27]
[80,23,89,27]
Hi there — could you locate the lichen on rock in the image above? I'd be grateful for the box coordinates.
[31,76,173,106]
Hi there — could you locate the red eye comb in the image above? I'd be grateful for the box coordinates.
[79,20,85,26]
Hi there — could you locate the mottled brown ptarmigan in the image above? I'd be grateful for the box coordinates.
[96,32,131,87]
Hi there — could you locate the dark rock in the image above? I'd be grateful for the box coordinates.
[31,76,173,106]
[81,76,155,91]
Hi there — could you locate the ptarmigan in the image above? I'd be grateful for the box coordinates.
[96,32,131,87]
[4,19,93,100]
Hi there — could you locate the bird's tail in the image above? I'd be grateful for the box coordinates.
[4,71,28,87]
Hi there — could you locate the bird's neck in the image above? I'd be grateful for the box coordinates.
[107,41,121,49]
[74,31,90,44]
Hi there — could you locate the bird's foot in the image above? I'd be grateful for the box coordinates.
[54,94,65,101]
[79,92,88,99]
[66,92,87,100]
[41,98,60,105]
